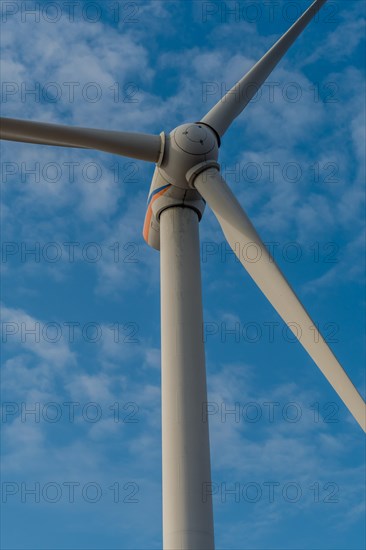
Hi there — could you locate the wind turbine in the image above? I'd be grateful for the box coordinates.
[1,0,365,548]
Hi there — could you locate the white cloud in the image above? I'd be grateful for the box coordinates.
[1,304,76,368]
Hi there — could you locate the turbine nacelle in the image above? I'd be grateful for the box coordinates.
[143,122,219,250]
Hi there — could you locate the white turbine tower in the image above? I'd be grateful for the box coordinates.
[1,0,365,548]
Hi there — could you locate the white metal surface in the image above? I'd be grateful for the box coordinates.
[160,206,215,549]
[194,167,366,432]
[201,0,328,137]
[0,117,162,162]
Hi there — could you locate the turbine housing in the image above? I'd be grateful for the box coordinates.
[143,123,219,250]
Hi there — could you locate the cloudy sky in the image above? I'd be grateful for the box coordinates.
[1,1,365,549]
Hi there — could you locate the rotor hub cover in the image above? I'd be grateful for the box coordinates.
[173,123,216,155]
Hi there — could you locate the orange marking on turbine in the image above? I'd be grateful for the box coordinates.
[143,185,171,243]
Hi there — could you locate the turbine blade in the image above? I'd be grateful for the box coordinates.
[0,117,162,162]
[193,167,366,432]
[201,0,328,138]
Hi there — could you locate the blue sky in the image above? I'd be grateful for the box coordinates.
[0,1,365,549]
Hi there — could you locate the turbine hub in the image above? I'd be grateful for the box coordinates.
[157,122,219,189]
[173,123,216,155]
